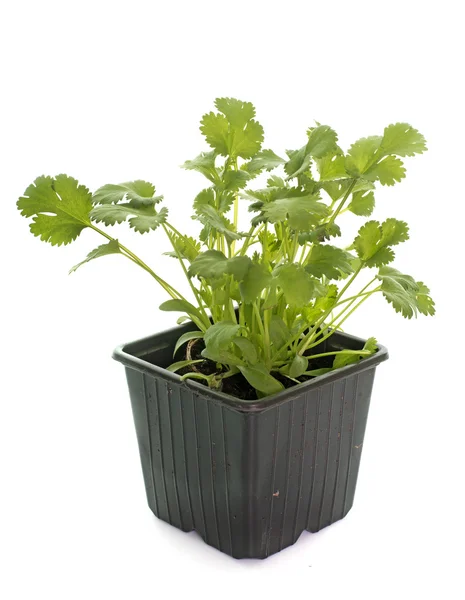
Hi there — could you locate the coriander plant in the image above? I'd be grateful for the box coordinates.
[17,98,434,398]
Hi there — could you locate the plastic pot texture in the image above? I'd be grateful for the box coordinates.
[113,322,388,559]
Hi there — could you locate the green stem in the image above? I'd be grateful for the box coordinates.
[307,349,372,360]
[89,223,181,300]
[162,224,210,329]
[327,180,356,225]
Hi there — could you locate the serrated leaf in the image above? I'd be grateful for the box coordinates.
[267,175,285,187]
[289,355,308,378]
[182,151,219,184]
[188,249,227,279]
[260,194,329,231]
[345,136,382,176]
[222,170,251,191]
[215,97,256,127]
[243,149,286,174]
[416,282,435,316]
[201,98,264,159]
[348,190,375,216]
[364,156,406,186]
[377,266,420,319]
[302,284,338,323]
[92,180,162,206]
[164,234,201,262]
[69,240,121,273]
[194,204,242,242]
[315,151,347,181]
[173,331,205,357]
[238,364,284,396]
[298,223,341,244]
[91,203,168,233]
[239,263,271,304]
[17,175,92,246]
[353,219,409,267]
[305,245,354,280]
[284,145,310,178]
[306,125,339,159]
[380,123,427,157]
[273,263,325,306]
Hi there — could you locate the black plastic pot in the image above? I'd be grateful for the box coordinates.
[113,323,388,559]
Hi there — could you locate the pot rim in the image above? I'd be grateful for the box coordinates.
[113,327,388,413]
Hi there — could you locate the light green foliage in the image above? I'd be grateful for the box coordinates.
[18,98,434,400]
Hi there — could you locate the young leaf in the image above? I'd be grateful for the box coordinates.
[194,204,242,242]
[315,151,347,181]
[289,355,308,378]
[164,234,201,262]
[306,125,339,159]
[159,299,204,323]
[305,245,354,280]
[273,263,325,306]
[376,266,433,319]
[17,175,92,246]
[167,359,203,373]
[233,337,258,365]
[173,331,204,357]
[269,316,291,357]
[238,364,284,396]
[348,190,375,216]
[332,337,377,369]
[203,321,243,364]
[69,240,121,273]
[92,180,162,206]
[380,123,427,157]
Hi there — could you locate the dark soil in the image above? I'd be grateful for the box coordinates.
[178,338,335,401]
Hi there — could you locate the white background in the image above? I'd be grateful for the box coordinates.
[1,1,464,598]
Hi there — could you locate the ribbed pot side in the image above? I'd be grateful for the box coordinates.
[124,362,377,559]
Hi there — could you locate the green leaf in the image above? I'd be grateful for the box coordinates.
[238,364,284,396]
[376,266,428,319]
[91,203,168,234]
[167,359,203,373]
[302,284,338,323]
[333,337,377,369]
[226,255,252,281]
[194,204,242,242]
[17,174,92,246]
[348,190,375,216]
[222,170,250,191]
[159,299,204,323]
[353,219,409,267]
[305,245,354,280]
[304,368,332,377]
[203,321,243,364]
[200,98,264,159]
[315,151,347,181]
[289,355,308,378]
[269,316,291,357]
[233,337,258,365]
[345,136,382,176]
[164,234,201,262]
[92,180,162,206]
[284,145,310,178]
[69,240,121,273]
[243,149,287,174]
[416,282,435,316]
[364,156,406,186]
[273,263,325,306]
[298,223,341,244]
[182,151,219,184]
[188,250,227,279]
[380,123,427,157]
[173,331,204,357]
[260,194,329,231]
[267,175,285,187]
[306,125,339,159]
[239,263,271,304]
